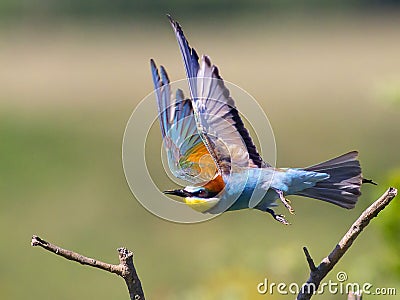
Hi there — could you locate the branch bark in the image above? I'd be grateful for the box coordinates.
[31,235,145,300]
[297,187,398,300]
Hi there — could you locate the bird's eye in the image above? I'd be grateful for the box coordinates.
[198,190,207,197]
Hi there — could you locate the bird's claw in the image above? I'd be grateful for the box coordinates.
[275,214,290,225]
[276,189,295,215]
[266,208,291,225]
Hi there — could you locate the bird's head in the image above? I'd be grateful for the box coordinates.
[164,186,218,199]
[164,186,220,213]
[164,175,224,212]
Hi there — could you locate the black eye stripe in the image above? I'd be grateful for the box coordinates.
[187,189,218,198]
[190,189,206,197]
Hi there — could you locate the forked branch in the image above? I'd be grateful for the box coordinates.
[31,235,145,300]
[297,187,397,300]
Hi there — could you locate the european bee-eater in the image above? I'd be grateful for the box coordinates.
[150,16,375,224]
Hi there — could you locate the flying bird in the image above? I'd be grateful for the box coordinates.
[150,15,375,224]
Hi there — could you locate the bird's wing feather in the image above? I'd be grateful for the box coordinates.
[168,16,268,176]
[167,15,199,97]
[150,59,216,183]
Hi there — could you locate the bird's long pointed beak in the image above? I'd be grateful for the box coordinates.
[163,189,190,198]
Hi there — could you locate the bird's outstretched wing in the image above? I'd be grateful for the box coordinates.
[150,59,217,183]
[168,16,269,177]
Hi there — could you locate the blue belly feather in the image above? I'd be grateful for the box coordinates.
[206,167,329,214]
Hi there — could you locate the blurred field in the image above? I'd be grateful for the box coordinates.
[1,13,400,299]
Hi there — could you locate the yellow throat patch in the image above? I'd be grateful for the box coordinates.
[182,197,220,213]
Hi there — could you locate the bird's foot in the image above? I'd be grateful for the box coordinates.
[276,189,295,215]
[266,208,290,225]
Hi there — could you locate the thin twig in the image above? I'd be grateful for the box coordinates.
[31,235,145,300]
[302,247,316,272]
[297,187,397,300]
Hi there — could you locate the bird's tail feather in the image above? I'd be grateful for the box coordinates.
[295,151,363,209]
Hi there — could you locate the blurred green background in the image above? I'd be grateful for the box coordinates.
[1,1,400,299]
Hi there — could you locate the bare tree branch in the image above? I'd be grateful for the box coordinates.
[31,187,397,299]
[31,235,145,300]
[297,187,398,300]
